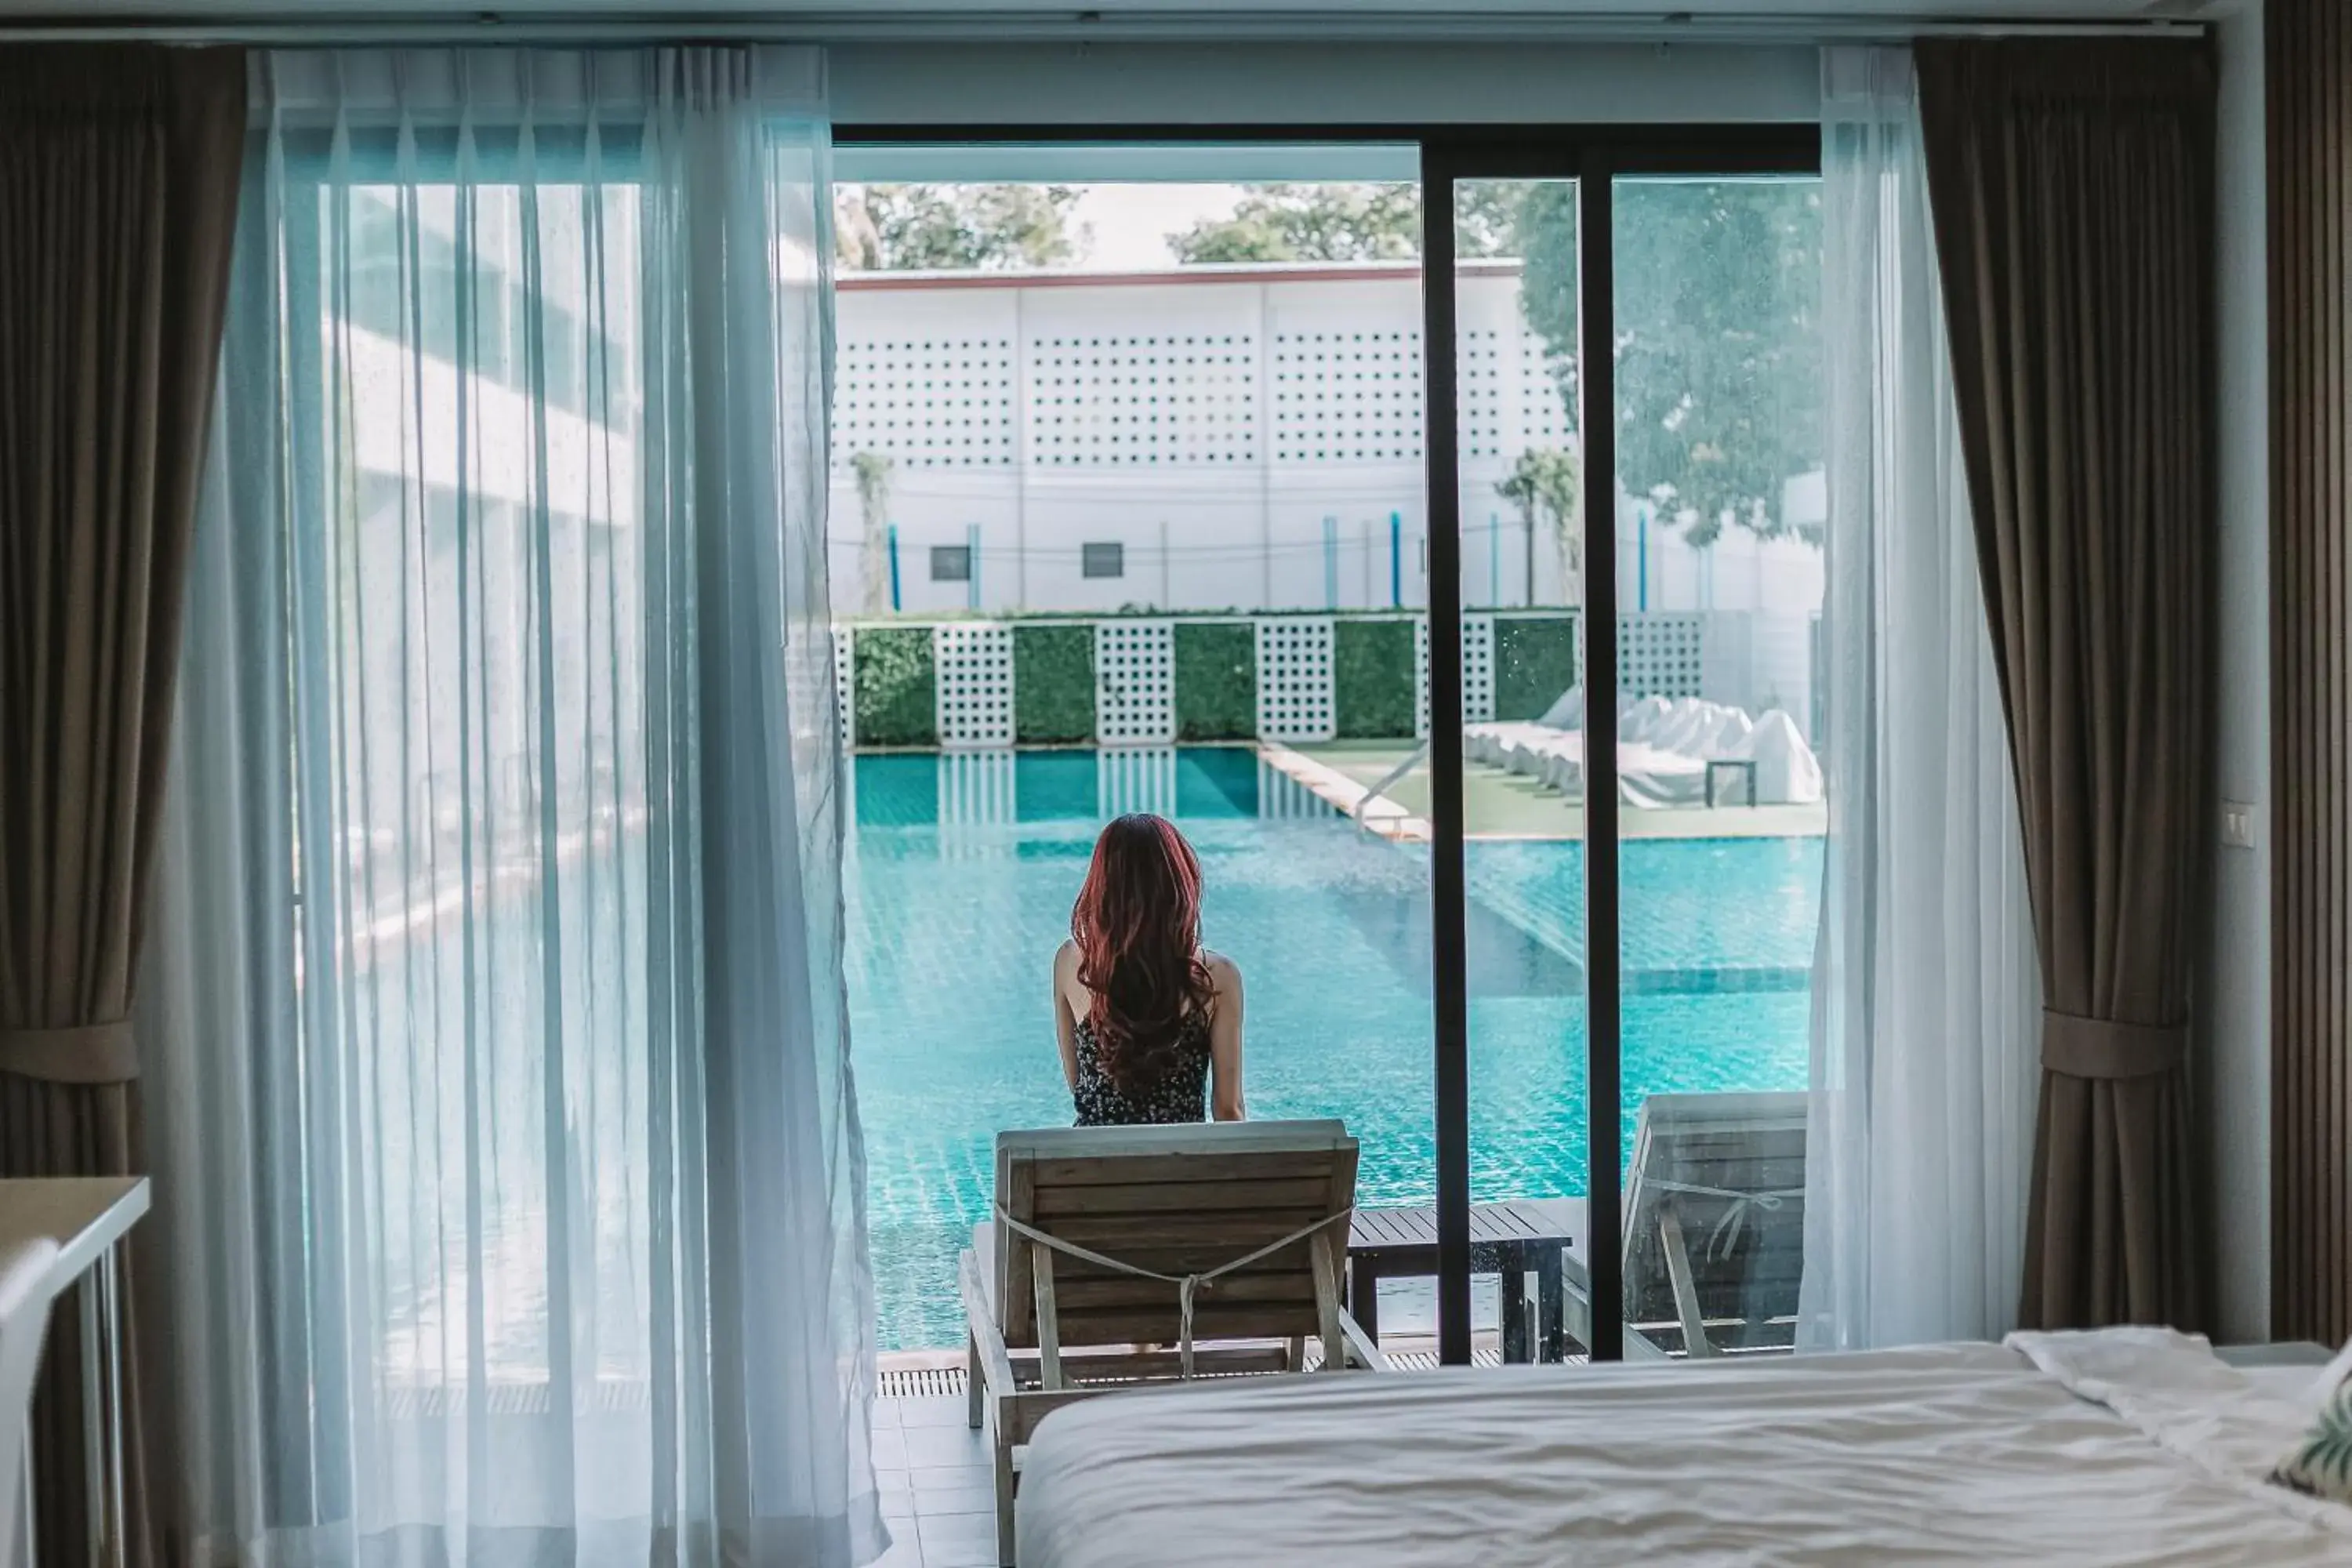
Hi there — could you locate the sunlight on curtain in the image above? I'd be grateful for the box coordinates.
[140,47,884,1566]
[1802,45,2042,1352]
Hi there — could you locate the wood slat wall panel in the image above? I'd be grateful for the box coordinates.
[2270,0,2352,1346]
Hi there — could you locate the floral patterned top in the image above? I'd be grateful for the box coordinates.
[1071,1013,1210,1126]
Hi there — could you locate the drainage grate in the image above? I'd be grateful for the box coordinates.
[1381,1347,1508,1372]
[876,1345,1532,1399]
[879,1365,968,1398]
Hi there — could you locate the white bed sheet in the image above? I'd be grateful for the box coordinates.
[1015,1330,2351,1567]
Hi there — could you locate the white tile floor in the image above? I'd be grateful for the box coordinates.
[870,1394,1000,1568]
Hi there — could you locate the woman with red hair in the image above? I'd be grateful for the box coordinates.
[1055,814,1246,1124]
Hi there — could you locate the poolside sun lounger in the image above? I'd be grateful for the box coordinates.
[961,1119,1386,1566]
[1563,1091,1808,1359]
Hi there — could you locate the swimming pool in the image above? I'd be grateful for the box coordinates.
[848,747,1820,1351]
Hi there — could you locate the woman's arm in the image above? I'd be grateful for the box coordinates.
[1207,955,1246,1121]
[1054,939,1082,1092]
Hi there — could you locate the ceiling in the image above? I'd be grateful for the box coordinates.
[0,0,2223,27]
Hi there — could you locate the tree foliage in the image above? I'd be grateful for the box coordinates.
[851,451,895,613]
[1496,447,1584,606]
[835,184,1087,271]
[1167,180,1523,264]
[1170,183,1421,264]
[1173,180,1824,546]
[1519,180,1822,546]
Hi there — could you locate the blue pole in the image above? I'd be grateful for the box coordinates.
[887,523,902,612]
[1323,517,1339,608]
[1488,512,1501,608]
[967,521,981,611]
[1636,505,1650,614]
[1389,511,1403,608]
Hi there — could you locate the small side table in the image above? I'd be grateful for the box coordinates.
[1704,759,1758,808]
[1348,1199,1581,1363]
[0,1178,149,1568]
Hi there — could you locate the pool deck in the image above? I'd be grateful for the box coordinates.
[1272,741,1828,843]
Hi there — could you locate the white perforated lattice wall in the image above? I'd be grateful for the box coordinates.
[1457,328,1507,461]
[834,336,1015,470]
[1619,614,1706,699]
[1415,616,1430,740]
[1414,613,1497,738]
[834,629,855,750]
[1095,620,1176,746]
[1513,332,1570,453]
[1098,747,1178,818]
[833,274,1573,479]
[1463,613,1497,722]
[1256,618,1336,742]
[934,623,1015,749]
[1032,335,1258,466]
[1272,332,1421,463]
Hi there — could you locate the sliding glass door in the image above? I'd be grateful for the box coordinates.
[826,125,1822,1374]
[1606,172,1823,1360]
[1425,175,1590,1367]
[1421,135,1820,1366]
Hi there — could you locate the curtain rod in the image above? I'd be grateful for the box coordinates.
[0,12,2210,46]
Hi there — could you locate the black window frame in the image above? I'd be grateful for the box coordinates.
[837,121,1822,1368]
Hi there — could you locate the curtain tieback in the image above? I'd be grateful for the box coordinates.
[0,1021,139,1084]
[2040,1010,2185,1080]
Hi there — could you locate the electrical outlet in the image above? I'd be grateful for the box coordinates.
[2221,800,2257,850]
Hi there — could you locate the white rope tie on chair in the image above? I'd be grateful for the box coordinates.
[994,1207,1354,1379]
[1643,1181,1806,1260]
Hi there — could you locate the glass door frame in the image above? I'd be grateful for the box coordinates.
[832,120,1820,1368]
[1418,130,1818,1364]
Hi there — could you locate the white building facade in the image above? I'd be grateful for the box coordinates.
[828,258,1826,732]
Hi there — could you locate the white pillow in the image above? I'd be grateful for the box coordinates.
[2308,1339,2352,1412]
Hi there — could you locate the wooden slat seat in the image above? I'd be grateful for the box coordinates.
[1564,1091,1809,1360]
[962,1120,1386,1566]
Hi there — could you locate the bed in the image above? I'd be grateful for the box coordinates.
[1014,1330,2352,1566]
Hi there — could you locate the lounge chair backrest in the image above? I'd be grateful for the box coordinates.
[1622,1092,1806,1346]
[993,1120,1359,1352]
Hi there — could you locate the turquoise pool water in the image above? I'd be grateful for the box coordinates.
[848,748,1820,1351]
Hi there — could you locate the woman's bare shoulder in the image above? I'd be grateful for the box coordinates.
[1202,949,1243,989]
[1054,937,1080,974]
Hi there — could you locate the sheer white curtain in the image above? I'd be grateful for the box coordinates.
[139,47,885,1566]
[1802,45,2042,1351]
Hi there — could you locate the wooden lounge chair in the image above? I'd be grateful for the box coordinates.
[961,1119,1387,1565]
[1564,1091,1807,1359]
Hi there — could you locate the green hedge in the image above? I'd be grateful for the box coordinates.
[1334,619,1417,739]
[1173,622,1256,741]
[1493,615,1579,721]
[1014,623,1095,744]
[852,626,936,747]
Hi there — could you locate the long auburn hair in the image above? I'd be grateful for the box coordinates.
[1071,814,1216,1094]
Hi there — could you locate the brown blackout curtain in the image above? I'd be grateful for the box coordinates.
[0,43,245,1566]
[1914,40,2216,1331]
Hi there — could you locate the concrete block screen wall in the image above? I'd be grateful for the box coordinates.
[839,612,1580,750]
